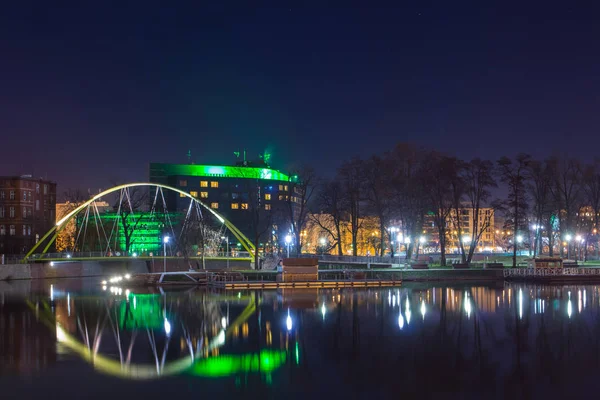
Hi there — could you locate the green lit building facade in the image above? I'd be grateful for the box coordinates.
[75,211,180,255]
[149,162,296,245]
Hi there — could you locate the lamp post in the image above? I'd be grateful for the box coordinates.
[221,236,229,268]
[565,234,572,259]
[575,235,583,261]
[163,236,170,273]
[388,227,398,257]
[319,237,326,255]
[516,235,523,256]
[285,234,292,258]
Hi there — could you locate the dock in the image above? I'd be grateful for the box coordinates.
[209,279,402,289]
[123,270,402,289]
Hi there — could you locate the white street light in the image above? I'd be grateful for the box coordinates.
[163,236,170,273]
[516,235,523,243]
[221,236,229,268]
[285,234,292,258]
[419,236,426,244]
[565,234,572,242]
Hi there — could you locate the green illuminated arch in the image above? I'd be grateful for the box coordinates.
[23,182,255,261]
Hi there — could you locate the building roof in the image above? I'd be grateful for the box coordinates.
[0,175,56,184]
[150,163,293,182]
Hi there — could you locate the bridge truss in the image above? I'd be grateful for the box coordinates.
[23,183,255,262]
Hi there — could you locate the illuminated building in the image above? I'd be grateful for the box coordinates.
[0,175,56,256]
[73,211,181,254]
[149,158,298,244]
[425,207,497,252]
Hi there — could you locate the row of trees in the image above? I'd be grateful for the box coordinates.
[283,143,600,267]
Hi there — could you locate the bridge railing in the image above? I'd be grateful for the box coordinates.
[503,267,600,278]
[296,254,405,264]
[25,251,252,260]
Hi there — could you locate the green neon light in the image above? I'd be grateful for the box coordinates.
[78,212,181,253]
[119,294,164,330]
[295,342,299,364]
[189,350,288,377]
[151,164,291,182]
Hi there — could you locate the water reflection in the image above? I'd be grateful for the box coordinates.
[3,282,600,397]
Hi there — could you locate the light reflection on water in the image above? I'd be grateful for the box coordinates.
[2,280,600,398]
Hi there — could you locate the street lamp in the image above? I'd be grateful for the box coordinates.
[319,237,326,255]
[565,234,572,259]
[285,234,292,258]
[221,236,229,268]
[163,236,170,273]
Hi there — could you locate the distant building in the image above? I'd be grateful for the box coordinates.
[0,176,56,256]
[425,207,497,252]
[149,161,298,245]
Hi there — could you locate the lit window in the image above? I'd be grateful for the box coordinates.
[265,204,271,211]
[210,181,219,188]
[200,192,208,198]
[279,195,284,201]
[179,180,187,187]
[284,185,288,191]
[36,184,39,194]
[279,185,283,190]
[265,194,271,200]
[241,203,249,210]
[0,225,4,235]
[231,203,239,209]
[27,225,31,236]
[180,192,186,197]
[9,190,14,200]
[201,181,208,187]
[9,225,15,236]
[190,191,198,198]
[23,191,27,201]
[22,225,26,236]
[9,207,14,218]
[44,184,48,194]
[211,202,219,209]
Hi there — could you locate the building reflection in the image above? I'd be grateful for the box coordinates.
[0,301,56,374]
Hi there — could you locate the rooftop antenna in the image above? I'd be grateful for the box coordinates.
[186,150,192,164]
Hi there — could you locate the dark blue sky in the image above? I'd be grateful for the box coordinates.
[1,1,599,191]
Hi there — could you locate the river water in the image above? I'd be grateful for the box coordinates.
[1,278,600,399]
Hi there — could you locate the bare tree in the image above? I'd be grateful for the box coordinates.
[497,154,531,267]
[547,156,583,257]
[389,143,428,261]
[337,157,366,257]
[582,160,600,259]
[56,189,89,252]
[280,166,318,255]
[423,153,459,266]
[314,181,345,255]
[462,159,497,263]
[363,155,394,256]
[527,159,556,256]
[112,187,149,255]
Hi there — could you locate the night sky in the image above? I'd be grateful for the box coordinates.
[1,2,599,193]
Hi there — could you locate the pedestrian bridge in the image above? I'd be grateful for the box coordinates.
[23,182,256,265]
